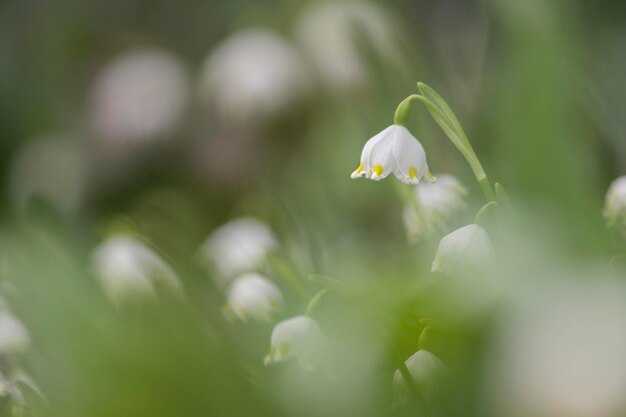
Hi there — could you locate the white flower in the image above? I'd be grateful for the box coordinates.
[225,273,283,321]
[0,311,30,354]
[431,224,494,275]
[295,1,402,90]
[351,125,434,184]
[393,350,448,404]
[199,29,308,124]
[89,49,189,145]
[92,235,182,302]
[403,174,467,240]
[604,176,626,227]
[264,316,327,371]
[200,217,278,281]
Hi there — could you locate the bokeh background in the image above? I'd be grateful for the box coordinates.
[1,0,626,416]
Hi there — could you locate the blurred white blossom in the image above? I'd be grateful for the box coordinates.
[265,315,327,371]
[295,1,401,90]
[199,29,308,124]
[432,223,494,275]
[351,125,434,184]
[393,350,448,405]
[0,311,30,355]
[9,134,86,215]
[403,174,467,241]
[200,217,278,281]
[225,273,283,321]
[89,49,189,145]
[92,235,182,303]
[486,278,626,417]
[604,176,626,229]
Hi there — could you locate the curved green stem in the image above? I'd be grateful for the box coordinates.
[412,83,496,202]
[305,288,330,316]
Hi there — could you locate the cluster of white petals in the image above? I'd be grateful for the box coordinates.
[200,217,278,281]
[225,273,283,321]
[393,350,448,404]
[431,224,494,276]
[351,125,434,185]
[92,235,181,303]
[200,29,308,124]
[89,49,189,145]
[265,315,327,371]
[403,174,467,240]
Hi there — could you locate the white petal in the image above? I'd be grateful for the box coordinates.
[227,273,283,321]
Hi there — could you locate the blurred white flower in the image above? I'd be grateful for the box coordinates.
[295,1,401,90]
[604,176,626,228]
[403,174,467,241]
[200,217,278,281]
[486,279,626,417]
[351,125,434,184]
[0,311,30,355]
[199,29,308,124]
[92,235,182,303]
[89,49,189,145]
[9,134,86,215]
[431,223,494,275]
[225,273,283,321]
[265,315,327,371]
[393,350,448,404]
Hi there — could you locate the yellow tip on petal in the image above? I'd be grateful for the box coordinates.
[373,165,383,176]
[356,163,363,174]
[408,167,418,179]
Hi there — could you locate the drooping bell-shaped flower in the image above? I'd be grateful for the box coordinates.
[92,235,182,303]
[403,174,467,241]
[200,217,278,281]
[431,223,494,275]
[225,273,283,321]
[351,125,434,184]
[264,315,327,371]
[393,350,448,405]
[604,176,626,228]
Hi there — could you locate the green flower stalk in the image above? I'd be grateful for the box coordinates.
[393,83,496,202]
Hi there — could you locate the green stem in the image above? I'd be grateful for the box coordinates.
[393,93,495,202]
[307,274,350,294]
[305,288,330,316]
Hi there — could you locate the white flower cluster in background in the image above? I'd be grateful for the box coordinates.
[89,49,190,146]
[431,223,494,276]
[200,217,278,281]
[403,174,468,241]
[264,315,327,371]
[199,29,309,125]
[92,235,182,304]
[225,273,283,322]
[201,217,283,322]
